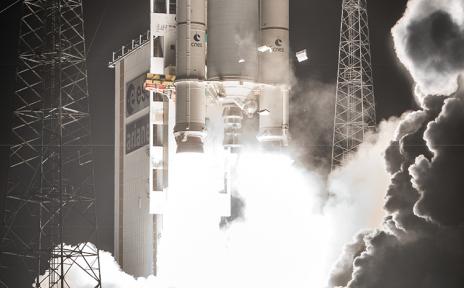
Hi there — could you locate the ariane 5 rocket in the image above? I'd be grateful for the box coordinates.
[174,0,290,153]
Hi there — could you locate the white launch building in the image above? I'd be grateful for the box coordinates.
[109,0,289,277]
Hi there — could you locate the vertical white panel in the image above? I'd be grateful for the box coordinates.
[114,43,155,277]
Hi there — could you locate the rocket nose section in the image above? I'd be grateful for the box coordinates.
[175,136,204,153]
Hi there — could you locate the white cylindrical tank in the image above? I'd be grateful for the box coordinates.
[175,82,207,152]
[259,0,290,84]
[207,0,259,81]
[174,0,207,153]
[258,0,290,147]
[176,0,206,80]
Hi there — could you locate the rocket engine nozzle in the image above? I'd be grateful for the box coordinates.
[175,132,205,153]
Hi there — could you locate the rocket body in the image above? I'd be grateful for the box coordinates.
[174,0,290,152]
[258,0,290,146]
[174,0,207,153]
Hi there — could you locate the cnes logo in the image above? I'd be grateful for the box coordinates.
[272,39,285,52]
[191,33,203,47]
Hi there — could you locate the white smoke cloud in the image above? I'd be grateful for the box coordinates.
[35,243,164,288]
[35,115,399,288]
[220,117,398,287]
[326,118,401,251]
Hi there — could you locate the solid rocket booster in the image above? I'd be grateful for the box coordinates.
[257,0,290,147]
[174,0,207,153]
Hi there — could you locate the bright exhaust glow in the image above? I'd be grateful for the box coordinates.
[37,118,397,288]
[156,151,334,288]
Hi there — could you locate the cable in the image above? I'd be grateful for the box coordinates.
[87,0,108,55]
[0,0,21,15]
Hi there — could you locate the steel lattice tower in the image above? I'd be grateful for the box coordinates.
[331,0,376,169]
[0,0,102,287]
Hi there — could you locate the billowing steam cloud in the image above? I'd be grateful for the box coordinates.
[330,0,464,287]
[392,0,464,98]
[330,95,464,288]
[36,243,163,288]
[410,95,464,226]
[36,114,400,288]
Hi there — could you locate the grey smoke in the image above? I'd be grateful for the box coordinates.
[329,232,367,288]
[411,95,464,226]
[220,195,245,228]
[290,80,335,170]
[393,0,464,98]
[329,0,464,286]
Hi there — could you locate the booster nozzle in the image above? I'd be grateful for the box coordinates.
[175,133,205,153]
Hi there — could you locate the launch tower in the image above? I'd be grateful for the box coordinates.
[331,0,376,169]
[0,0,102,287]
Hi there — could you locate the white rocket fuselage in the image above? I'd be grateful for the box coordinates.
[174,0,290,152]
[258,0,290,146]
[174,0,207,153]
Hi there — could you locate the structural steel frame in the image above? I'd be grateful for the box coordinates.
[332,0,376,169]
[0,1,102,287]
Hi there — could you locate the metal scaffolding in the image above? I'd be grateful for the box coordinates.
[331,0,376,169]
[0,0,101,287]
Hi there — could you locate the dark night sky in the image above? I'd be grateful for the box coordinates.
[0,0,412,254]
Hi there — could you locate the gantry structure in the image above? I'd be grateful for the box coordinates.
[0,0,101,287]
[331,0,376,169]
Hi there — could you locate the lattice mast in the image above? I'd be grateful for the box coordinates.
[331,0,376,169]
[0,0,101,287]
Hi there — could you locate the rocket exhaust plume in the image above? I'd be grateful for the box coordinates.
[157,115,396,288]
[39,114,400,287]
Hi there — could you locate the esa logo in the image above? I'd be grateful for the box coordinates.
[128,83,146,105]
[126,81,148,116]
[273,39,285,52]
[191,33,203,47]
